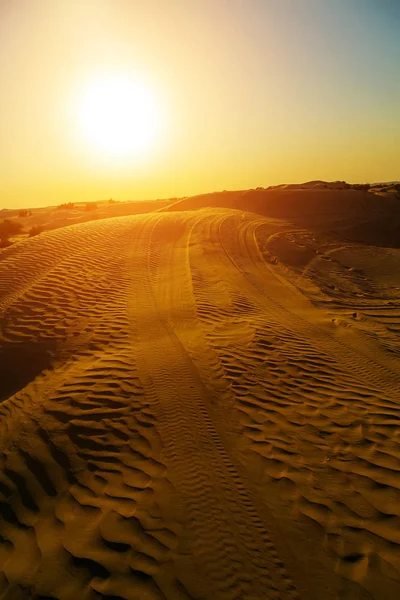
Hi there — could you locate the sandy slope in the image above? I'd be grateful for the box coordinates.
[1,200,170,247]
[0,201,400,599]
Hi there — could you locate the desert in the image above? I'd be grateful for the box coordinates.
[1,182,400,599]
[2,1,400,597]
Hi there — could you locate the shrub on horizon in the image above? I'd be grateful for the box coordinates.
[57,202,75,210]
[0,218,22,246]
[352,183,370,191]
[28,225,44,237]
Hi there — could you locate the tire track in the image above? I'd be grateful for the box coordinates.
[127,212,299,599]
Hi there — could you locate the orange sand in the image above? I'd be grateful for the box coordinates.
[1,184,400,599]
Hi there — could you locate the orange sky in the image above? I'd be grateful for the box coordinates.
[1,0,399,208]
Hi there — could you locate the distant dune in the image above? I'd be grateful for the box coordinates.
[0,183,400,599]
[164,182,400,247]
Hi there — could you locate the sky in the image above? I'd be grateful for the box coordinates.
[0,0,399,208]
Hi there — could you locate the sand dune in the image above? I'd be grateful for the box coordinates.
[1,189,400,599]
[165,184,400,247]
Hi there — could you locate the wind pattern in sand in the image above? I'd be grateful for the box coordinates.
[1,186,400,600]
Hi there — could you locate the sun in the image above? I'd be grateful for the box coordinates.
[77,74,161,162]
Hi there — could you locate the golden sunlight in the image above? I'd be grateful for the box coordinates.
[76,74,161,162]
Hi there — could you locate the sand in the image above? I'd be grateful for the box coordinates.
[0,185,400,599]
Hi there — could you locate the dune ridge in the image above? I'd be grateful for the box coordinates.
[1,188,400,599]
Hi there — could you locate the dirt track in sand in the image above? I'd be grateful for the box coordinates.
[1,200,400,599]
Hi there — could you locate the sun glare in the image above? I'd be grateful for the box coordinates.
[77,74,161,162]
